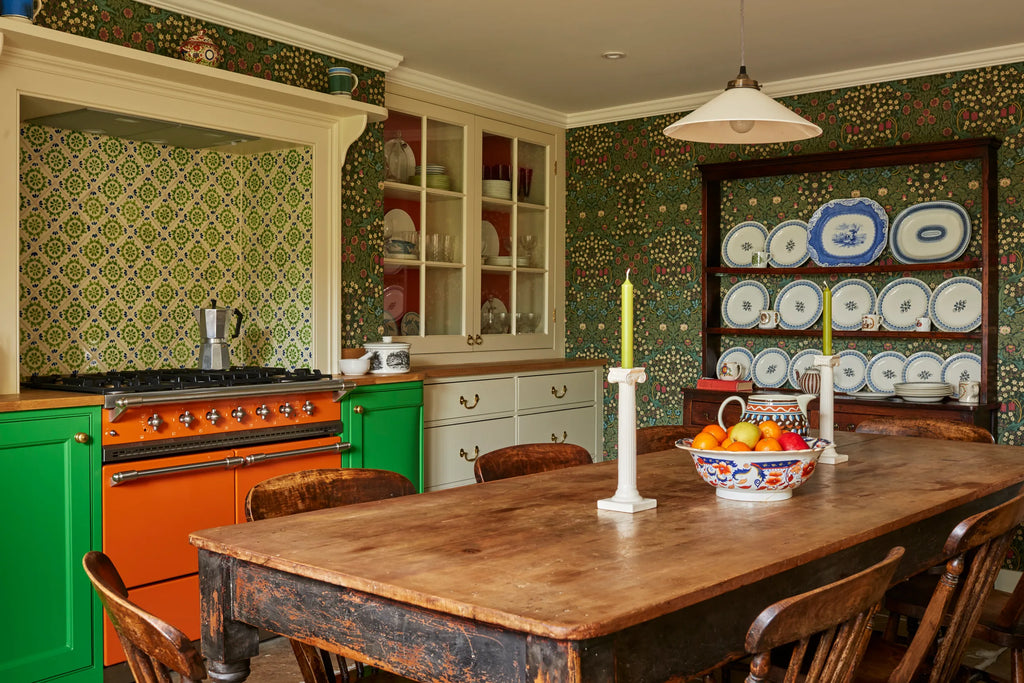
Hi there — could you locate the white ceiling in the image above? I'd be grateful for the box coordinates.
[156,0,1024,127]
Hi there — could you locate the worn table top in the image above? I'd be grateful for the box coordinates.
[192,432,1024,643]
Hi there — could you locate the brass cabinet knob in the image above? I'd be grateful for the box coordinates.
[353,405,365,414]
[74,432,90,444]
[466,335,475,346]
[474,334,483,345]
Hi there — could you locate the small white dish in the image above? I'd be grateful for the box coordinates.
[339,357,370,376]
[487,256,513,267]
[877,277,931,332]
[481,220,499,257]
[902,351,945,383]
[721,221,768,268]
[717,346,755,381]
[833,349,869,393]
[889,200,971,264]
[830,279,877,331]
[766,220,810,268]
[721,280,770,329]
[787,348,821,390]
[941,352,982,387]
[752,348,791,389]
[844,391,891,400]
[774,280,823,330]
[865,351,907,394]
[928,276,982,333]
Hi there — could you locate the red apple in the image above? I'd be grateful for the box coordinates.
[777,431,809,451]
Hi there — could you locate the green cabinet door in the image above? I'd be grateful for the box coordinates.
[342,382,424,492]
[0,407,102,683]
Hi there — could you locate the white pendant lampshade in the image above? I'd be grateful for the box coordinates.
[663,2,822,145]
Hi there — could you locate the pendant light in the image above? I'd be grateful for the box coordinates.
[663,0,822,145]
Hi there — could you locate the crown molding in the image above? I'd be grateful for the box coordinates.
[387,66,567,128]
[567,42,1024,128]
[146,0,402,72]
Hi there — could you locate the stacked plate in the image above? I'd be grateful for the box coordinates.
[482,179,512,199]
[892,382,953,403]
[410,164,451,190]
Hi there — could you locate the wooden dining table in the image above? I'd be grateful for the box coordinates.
[191,431,1024,682]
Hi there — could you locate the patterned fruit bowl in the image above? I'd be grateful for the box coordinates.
[675,438,831,502]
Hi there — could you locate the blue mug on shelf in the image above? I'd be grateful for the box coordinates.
[1,0,40,20]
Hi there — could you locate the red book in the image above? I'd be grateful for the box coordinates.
[696,377,753,392]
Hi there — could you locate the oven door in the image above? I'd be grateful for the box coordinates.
[233,435,343,522]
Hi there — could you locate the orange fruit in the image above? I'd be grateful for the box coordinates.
[758,420,783,440]
[720,436,734,449]
[691,432,720,450]
[754,437,782,451]
[700,424,727,443]
[726,441,752,452]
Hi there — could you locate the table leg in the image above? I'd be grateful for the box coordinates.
[199,549,260,682]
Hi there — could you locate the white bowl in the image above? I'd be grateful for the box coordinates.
[339,358,370,376]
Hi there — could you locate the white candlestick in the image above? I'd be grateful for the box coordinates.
[598,366,657,513]
[813,355,848,465]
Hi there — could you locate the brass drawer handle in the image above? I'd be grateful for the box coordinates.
[551,385,568,399]
[551,431,568,443]
[460,446,480,462]
[460,394,480,409]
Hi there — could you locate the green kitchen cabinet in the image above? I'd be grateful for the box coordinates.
[0,407,102,683]
[341,382,424,492]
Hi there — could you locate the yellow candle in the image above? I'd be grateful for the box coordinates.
[822,281,832,356]
[621,269,634,369]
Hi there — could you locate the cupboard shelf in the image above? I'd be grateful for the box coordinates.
[708,259,982,276]
[707,328,983,341]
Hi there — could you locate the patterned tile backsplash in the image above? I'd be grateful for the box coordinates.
[19,123,314,376]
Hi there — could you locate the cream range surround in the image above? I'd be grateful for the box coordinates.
[0,19,386,394]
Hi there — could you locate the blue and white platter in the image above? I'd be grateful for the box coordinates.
[877,277,931,332]
[752,348,791,389]
[928,276,982,333]
[721,221,769,268]
[766,220,810,268]
[774,280,823,330]
[807,197,889,267]
[941,352,981,387]
[889,200,971,265]
[830,278,876,331]
[834,349,869,393]
[721,280,770,329]
[865,351,907,394]
[902,351,945,383]
[717,346,755,381]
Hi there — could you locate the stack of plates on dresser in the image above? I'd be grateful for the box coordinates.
[892,382,953,403]
[410,164,451,190]
[482,179,512,199]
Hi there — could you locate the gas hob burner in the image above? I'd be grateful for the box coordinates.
[22,366,333,394]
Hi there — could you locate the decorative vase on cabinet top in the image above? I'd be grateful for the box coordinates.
[717,393,817,436]
[179,29,223,67]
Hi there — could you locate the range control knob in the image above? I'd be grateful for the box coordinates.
[178,411,196,427]
[206,409,222,425]
[279,402,295,418]
[147,413,163,430]
[256,404,271,420]
[302,400,315,416]
[231,407,246,422]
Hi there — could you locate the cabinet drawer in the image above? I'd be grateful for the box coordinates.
[425,377,515,423]
[517,406,597,459]
[424,417,515,491]
[518,371,595,411]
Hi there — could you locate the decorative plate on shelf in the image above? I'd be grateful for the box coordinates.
[382,285,405,319]
[833,350,869,393]
[717,346,755,381]
[383,208,415,236]
[928,276,982,333]
[788,348,820,390]
[941,352,981,387]
[481,220,499,257]
[877,277,931,332]
[902,352,945,383]
[382,311,399,337]
[844,391,892,400]
[865,351,907,394]
[721,280,770,329]
[889,200,971,264]
[774,280,823,330]
[383,136,416,183]
[807,197,889,267]
[400,311,420,336]
[752,348,791,389]
[721,221,769,268]
[766,220,810,268]
[830,278,877,331]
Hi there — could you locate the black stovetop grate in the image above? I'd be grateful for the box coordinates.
[22,367,332,394]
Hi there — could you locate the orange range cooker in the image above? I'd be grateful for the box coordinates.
[24,367,354,667]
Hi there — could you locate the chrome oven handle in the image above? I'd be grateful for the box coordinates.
[109,456,246,486]
[242,442,350,466]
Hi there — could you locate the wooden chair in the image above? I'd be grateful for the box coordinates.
[245,468,416,683]
[854,490,1024,682]
[636,424,703,455]
[854,416,994,443]
[473,443,593,483]
[82,551,206,683]
[743,546,905,683]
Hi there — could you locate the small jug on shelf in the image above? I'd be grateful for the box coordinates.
[796,367,821,395]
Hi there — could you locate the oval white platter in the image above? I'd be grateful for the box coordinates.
[721,280,770,329]
[941,352,981,387]
[877,277,931,332]
[787,348,820,390]
[928,276,982,332]
[833,349,869,393]
[902,351,945,383]
[717,346,755,381]
[807,197,889,267]
[774,280,823,330]
[889,200,971,264]
[766,220,810,267]
[721,221,769,268]
[752,348,791,389]
[865,351,907,394]
[830,279,877,331]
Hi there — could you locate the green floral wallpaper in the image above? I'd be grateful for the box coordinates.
[566,64,1024,460]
